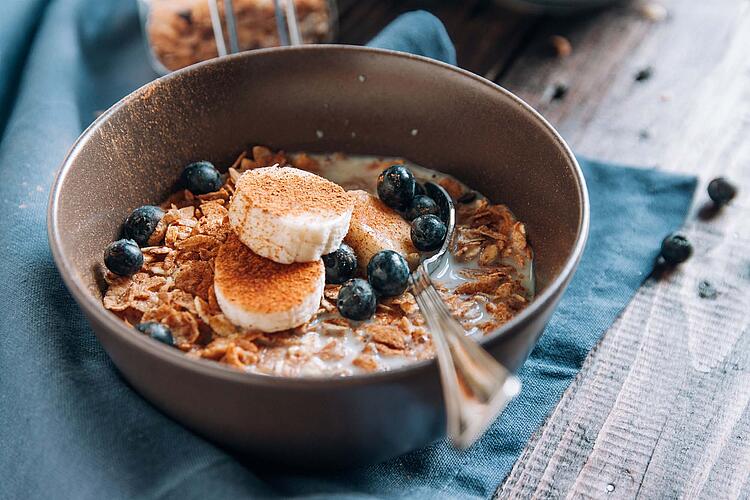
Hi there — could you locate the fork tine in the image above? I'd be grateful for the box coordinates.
[223,0,240,54]
[284,0,302,45]
[208,0,227,57]
[273,0,291,46]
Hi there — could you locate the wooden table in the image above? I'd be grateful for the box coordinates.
[338,1,750,497]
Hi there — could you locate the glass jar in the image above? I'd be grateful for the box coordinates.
[138,0,337,74]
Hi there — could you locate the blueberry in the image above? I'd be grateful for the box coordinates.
[377,165,416,211]
[404,195,440,221]
[337,278,377,320]
[136,322,174,346]
[181,161,222,195]
[367,250,409,297]
[122,205,164,247]
[104,239,144,276]
[707,177,737,206]
[411,214,447,252]
[660,233,693,264]
[322,244,358,284]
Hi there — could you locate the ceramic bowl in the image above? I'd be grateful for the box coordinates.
[48,46,589,467]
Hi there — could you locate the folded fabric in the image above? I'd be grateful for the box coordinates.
[0,1,696,499]
[366,10,456,65]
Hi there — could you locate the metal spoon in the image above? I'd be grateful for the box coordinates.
[409,183,521,449]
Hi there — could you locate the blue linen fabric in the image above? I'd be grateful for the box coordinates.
[0,1,696,499]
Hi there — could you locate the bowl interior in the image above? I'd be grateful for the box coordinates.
[51,46,584,341]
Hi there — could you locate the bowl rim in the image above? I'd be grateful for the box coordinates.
[47,44,590,388]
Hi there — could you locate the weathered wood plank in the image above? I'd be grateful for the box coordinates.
[498,0,746,166]
[495,0,750,498]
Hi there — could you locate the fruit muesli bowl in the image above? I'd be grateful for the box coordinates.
[48,46,588,466]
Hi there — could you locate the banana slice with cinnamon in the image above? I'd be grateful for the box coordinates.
[214,234,324,332]
[228,166,355,264]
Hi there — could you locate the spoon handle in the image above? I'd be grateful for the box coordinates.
[410,266,521,449]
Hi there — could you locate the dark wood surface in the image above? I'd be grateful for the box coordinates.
[340,1,750,498]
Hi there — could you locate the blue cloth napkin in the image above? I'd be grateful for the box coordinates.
[0,1,696,499]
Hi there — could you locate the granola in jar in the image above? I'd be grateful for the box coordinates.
[141,0,334,73]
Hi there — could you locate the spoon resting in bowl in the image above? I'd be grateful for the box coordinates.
[410,183,521,449]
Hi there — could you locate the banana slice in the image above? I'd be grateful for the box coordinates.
[228,166,355,264]
[344,190,419,272]
[214,234,324,332]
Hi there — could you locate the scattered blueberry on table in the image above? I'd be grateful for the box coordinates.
[377,164,416,211]
[551,82,568,100]
[136,322,174,346]
[104,239,144,276]
[322,244,358,284]
[411,214,447,252]
[707,177,737,207]
[404,194,440,221]
[336,278,377,320]
[181,160,222,195]
[367,250,410,297]
[122,205,164,247]
[660,233,693,265]
[634,66,653,82]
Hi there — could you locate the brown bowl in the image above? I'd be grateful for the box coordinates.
[47,46,588,467]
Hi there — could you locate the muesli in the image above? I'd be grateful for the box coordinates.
[102,146,533,376]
